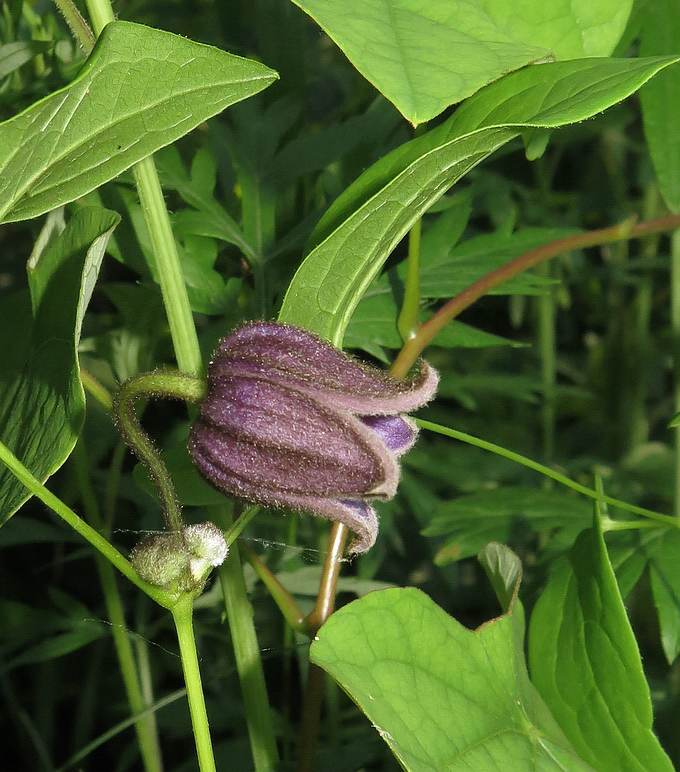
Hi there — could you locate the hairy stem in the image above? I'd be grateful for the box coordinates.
[112,371,205,532]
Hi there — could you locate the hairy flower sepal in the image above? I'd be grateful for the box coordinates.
[189,322,438,552]
[131,522,228,596]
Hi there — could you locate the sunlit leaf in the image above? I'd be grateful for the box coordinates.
[312,562,595,771]
[529,517,674,772]
[0,21,277,224]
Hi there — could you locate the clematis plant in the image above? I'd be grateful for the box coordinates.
[188,322,438,552]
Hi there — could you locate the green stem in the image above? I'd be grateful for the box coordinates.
[133,158,203,375]
[418,419,680,529]
[672,228,680,520]
[83,0,202,378]
[241,544,308,633]
[391,212,680,378]
[218,537,280,772]
[171,598,217,772]
[71,442,163,772]
[52,0,96,51]
[297,523,348,772]
[0,438,171,606]
[536,261,556,469]
[397,216,422,342]
[82,0,114,37]
[223,505,261,547]
[112,371,205,532]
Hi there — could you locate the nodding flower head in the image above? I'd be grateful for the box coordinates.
[188,322,438,552]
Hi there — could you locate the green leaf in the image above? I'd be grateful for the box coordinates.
[528,517,674,772]
[478,541,522,613]
[289,0,632,124]
[424,487,592,563]
[157,145,256,262]
[1,621,105,673]
[279,56,677,341]
[311,583,595,771]
[416,227,575,298]
[0,207,119,525]
[647,528,680,664]
[343,293,521,357]
[0,40,53,80]
[640,0,680,212]
[0,21,277,224]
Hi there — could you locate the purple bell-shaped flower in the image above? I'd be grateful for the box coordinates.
[188,322,438,552]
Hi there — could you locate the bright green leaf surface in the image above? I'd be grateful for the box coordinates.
[639,0,680,212]
[279,56,677,341]
[528,519,674,772]
[0,207,119,525]
[647,528,680,664]
[290,0,550,124]
[476,0,633,60]
[311,585,595,772]
[0,21,277,224]
[289,0,631,124]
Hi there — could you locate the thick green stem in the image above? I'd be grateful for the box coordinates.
[171,598,217,772]
[397,217,422,342]
[219,538,280,772]
[82,0,114,36]
[133,159,203,375]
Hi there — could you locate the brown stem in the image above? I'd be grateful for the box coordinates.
[306,523,348,635]
[297,523,348,772]
[391,212,680,378]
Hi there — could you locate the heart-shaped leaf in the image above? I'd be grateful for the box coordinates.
[311,549,595,771]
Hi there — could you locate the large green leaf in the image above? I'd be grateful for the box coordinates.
[639,0,680,212]
[0,207,119,525]
[528,517,674,772]
[289,0,632,124]
[311,547,595,772]
[0,21,277,224]
[279,56,677,340]
[647,528,680,664]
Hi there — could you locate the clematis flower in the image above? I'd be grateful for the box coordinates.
[188,322,438,552]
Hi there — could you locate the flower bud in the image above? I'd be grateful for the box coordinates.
[131,522,228,592]
[188,322,438,552]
